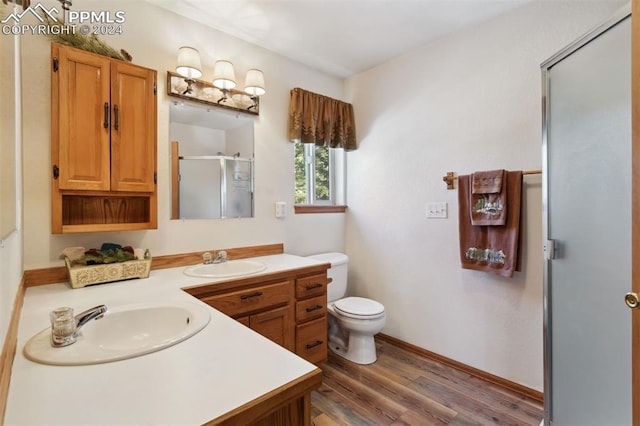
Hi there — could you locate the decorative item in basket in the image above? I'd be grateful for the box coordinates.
[62,243,152,289]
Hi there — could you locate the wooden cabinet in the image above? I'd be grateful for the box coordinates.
[185,265,329,364]
[201,280,295,351]
[51,43,157,233]
[247,306,294,350]
[294,273,328,364]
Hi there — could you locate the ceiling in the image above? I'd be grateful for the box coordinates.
[153,0,529,78]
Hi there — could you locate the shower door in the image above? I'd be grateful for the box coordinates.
[542,9,631,425]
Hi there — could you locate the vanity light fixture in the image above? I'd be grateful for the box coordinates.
[244,69,266,110]
[175,46,203,95]
[212,60,237,103]
[171,48,266,114]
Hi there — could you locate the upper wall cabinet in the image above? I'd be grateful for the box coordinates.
[51,43,158,234]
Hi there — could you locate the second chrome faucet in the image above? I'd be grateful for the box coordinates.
[203,250,227,264]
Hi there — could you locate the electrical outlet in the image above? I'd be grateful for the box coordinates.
[426,202,448,219]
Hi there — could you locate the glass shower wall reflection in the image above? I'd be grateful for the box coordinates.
[170,100,255,219]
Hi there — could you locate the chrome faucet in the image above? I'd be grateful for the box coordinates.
[50,304,107,348]
[213,250,227,263]
[75,305,108,331]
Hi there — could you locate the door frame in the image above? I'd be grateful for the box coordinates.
[632,0,639,423]
[541,4,633,424]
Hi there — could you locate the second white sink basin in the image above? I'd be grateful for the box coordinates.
[23,301,210,366]
[184,260,267,278]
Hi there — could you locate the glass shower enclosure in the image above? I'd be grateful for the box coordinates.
[542,6,631,425]
[178,155,253,219]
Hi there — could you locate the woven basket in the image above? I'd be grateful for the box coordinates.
[64,255,152,289]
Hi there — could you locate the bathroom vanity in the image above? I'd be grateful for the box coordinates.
[5,253,330,425]
[184,265,328,364]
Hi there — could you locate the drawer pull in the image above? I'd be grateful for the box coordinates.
[306,304,323,312]
[240,291,263,300]
[305,283,323,290]
[306,340,323,349]
[113,104,119,130]
[103,102,109,128]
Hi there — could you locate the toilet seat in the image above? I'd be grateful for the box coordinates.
[333,297,385,319]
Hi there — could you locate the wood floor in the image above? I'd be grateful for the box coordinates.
[311,339,543,426]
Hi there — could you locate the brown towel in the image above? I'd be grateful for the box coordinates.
[472,169,504,194]
[471,169,507,226]
[458,171,523,278]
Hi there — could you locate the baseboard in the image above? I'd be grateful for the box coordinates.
[376,333,543,403]
[0,276,26,423]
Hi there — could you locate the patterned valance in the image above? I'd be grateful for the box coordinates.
[288,87,357,150]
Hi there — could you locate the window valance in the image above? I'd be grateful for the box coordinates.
[288,87,357,150]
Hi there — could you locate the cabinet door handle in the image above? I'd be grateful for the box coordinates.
[240,291,263,300]
[306,340,323,349]
[306,283,323,290]
[306,304,323,312]
[113,104,119,130]
[103,102,109,128]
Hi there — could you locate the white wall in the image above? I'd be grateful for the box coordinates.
[21,0,345,269]
[344,1,625,391]
[170,123,226,156]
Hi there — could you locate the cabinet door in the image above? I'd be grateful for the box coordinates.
[55,46,110,191]
[296,317,327,364]
[110,62,156,192]
[250,306,294,351]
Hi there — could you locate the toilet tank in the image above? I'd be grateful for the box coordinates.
[307,252,348,303]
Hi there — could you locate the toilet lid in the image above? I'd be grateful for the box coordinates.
[334,297,385,317]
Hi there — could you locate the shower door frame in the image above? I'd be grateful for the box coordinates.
[632,0,640,422]
[541,3,637,424]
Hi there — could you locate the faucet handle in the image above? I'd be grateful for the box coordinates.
[202,252,213,264]
[215,250,227,262]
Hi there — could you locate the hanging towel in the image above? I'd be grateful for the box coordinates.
[458,171,523,278]
[470,169,507,226]
[472,169,504,194]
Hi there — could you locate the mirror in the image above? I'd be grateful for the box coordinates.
[0,28,17,239]
[170,100,255,219]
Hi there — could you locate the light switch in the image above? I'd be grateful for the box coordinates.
[275,201,286,218]
[426,202,448,219]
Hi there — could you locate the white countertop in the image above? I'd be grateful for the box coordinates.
[5,254,326,425]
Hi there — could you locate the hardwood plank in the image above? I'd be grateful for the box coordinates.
[391,409,447,426]
[311,382,379,425]
[329,344,414,386]
[326,352,458,424]
[312,413,342,426]
[376,341,542,422]
[377,333,543,403]
[321,363,406,424]
[312,338,543,426]
[408,375,533,426]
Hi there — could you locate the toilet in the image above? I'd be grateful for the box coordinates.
[308,252,386,365]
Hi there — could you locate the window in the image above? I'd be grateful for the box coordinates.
[295,143,345,206]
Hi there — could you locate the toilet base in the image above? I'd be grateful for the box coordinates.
[328,332,378,365]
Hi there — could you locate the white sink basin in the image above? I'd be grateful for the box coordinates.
[184,260,267,278]
[23,301,210,366]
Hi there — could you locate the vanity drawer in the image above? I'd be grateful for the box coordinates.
[296,295,326,322]
[201,280,291,317]
[295,274,327,299]
[296,317,327,364]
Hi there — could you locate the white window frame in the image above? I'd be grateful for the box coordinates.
[296,144,345,206]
